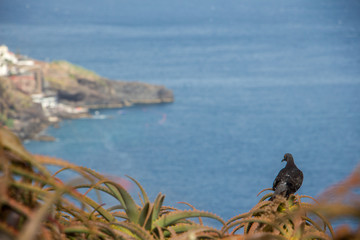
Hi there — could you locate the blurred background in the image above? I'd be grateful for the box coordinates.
[1,0,359,220]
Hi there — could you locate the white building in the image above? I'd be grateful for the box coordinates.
[17,55,34,66]
[0,45,18,76]
[0,45,18,64]
[0,62,8,76]
[0,45,34,76]
[31,92,58,109]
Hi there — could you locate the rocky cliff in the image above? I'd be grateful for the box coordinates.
[0,59,174,140]
[40,61,174,108]
[0,77,48,140]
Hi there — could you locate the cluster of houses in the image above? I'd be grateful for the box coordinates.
[0,45,88,122]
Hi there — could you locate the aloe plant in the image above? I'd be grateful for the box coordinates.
[2,126,359,240]
[222,190,334,240]
[0,127,225,240]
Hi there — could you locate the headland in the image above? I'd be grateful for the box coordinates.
[0,45,174,141]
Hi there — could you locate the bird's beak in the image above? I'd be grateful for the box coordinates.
[281,158,286,162]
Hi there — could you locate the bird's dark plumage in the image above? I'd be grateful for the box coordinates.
[271,153,303,200]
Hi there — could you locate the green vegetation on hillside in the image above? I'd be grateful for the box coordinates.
[47,61,106,87]
[0,114,13,127]
[52,61,100,77]
[0,77,36,125]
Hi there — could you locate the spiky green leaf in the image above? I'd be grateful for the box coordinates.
[153,210,224,230]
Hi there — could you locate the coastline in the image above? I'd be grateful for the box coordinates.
[29,100,175,142]
[0,46,174,141]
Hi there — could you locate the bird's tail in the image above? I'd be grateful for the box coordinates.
[269,182,287,201]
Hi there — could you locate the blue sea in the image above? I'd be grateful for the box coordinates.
[1,0,360,221]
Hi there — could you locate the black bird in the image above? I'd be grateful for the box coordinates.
[271,153,303,200]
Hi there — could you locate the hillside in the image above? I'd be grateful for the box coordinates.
[39,60,174,108]
[0,77,47,140]
[0,53,174,140]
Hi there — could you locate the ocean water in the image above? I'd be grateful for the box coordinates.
[1,0,360,221]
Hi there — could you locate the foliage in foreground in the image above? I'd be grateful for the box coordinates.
[0,126,359,240]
